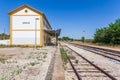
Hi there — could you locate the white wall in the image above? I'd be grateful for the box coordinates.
[12,7,41,45]
[14,8,39,15]
[12,16,40,30]
[12,15,40,45]
[12,31,40,44]
[0,40,10,45]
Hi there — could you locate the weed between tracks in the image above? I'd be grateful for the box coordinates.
[68,55,76,60]
[60,48,68,69]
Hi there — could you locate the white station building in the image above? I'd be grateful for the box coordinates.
[9,5,53,46]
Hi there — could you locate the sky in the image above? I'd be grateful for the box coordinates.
[0,0,120,39]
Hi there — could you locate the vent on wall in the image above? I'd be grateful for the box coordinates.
[25,10,28,13]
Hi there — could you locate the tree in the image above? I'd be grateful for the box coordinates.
[93,19,120,45]
[0,33,10,40]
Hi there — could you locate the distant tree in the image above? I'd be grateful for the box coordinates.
[0,33,10,40]
[58,36,76,41]
[93,19,120,44]
[58,38,62,41]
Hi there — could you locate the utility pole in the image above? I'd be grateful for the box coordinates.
[55,32,57,46]
[82,30,85,43]
[2,28,6,40]
[4,28,5,40]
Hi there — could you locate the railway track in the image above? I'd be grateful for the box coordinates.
[70,43,120,63]
[62,44,118,80]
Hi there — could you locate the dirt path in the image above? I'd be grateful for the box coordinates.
[52,46,65,80]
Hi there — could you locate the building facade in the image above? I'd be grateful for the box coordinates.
[9,5,52,46]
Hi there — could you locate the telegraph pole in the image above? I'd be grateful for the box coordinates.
[2,28,6,40]
[4,28,5,40]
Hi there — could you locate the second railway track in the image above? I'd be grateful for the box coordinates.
[70,43,120,63]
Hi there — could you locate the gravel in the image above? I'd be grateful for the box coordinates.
[0,46,56,80]
[64,43,120,80]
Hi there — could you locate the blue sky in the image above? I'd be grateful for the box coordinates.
[0,0,120,39]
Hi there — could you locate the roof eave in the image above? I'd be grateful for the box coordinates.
[8,5,43,15]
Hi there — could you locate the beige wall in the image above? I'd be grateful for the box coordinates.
[43,31,51,46]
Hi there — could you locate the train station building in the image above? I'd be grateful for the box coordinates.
[9,5,56,46]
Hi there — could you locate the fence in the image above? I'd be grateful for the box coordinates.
[0,40,10,45]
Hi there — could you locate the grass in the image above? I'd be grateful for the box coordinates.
[0,44,7,48]
[43,52,47,59]
[43,55,47,58]
[29,61,39,66]
[30,62,36,66]
[60,48,68,65]
[0,54,13,64]
[0,44,32,48]
[75,59,79,64]
[68,55,76,60]
[16,68,23,75]
[0,57,7,64]
[0,59,5,64]
[0,75,6,80]
[8,67,23,80]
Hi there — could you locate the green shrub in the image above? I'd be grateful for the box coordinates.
[75,59,79,64]
[30,62,35,66]
[68,55,76,60]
